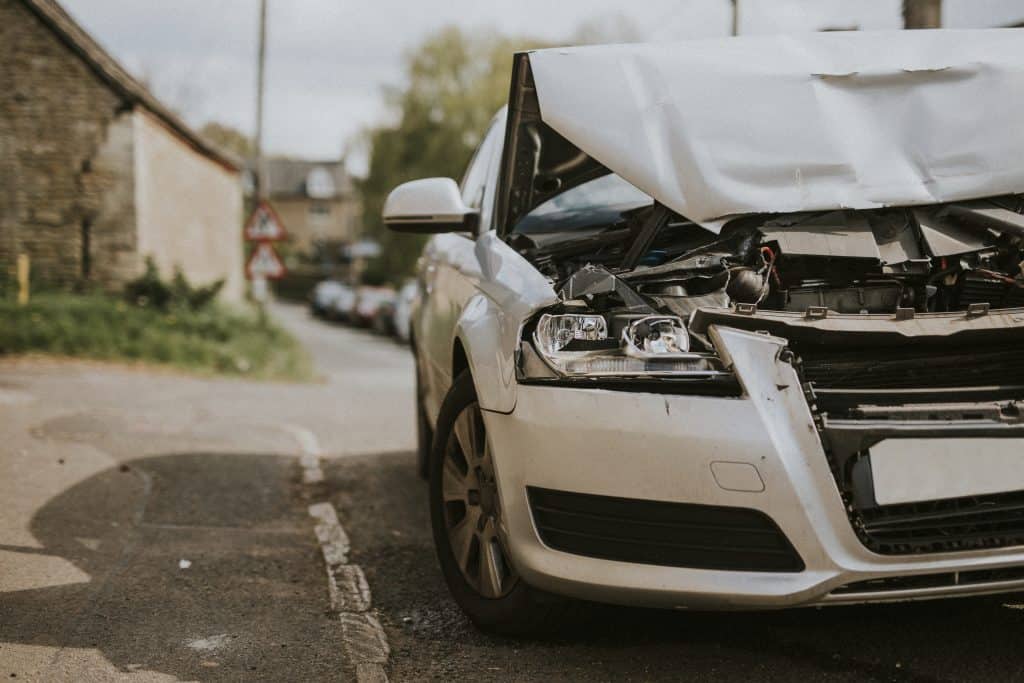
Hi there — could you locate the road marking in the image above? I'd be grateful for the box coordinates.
[308,502,391,683]
[280,423,325,484]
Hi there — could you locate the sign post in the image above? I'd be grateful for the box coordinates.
[243,200,287,309]
[16,254,30,306]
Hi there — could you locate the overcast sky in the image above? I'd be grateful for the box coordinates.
[63,0,1024,174]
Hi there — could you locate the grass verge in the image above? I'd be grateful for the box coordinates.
[0,293,312,381]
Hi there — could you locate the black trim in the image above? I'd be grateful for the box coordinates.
[518,376,744,397]
[833,565,1024,595]
[527,487,804,572]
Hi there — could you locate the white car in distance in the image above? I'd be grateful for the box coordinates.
[384,31,1024,633]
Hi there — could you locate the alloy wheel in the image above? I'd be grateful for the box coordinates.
[441,402,517,598]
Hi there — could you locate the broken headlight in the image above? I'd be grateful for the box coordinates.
[523,312,724,379]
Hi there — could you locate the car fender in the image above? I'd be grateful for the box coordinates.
[453,232,557,414]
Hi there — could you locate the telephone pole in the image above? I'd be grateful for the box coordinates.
[254,0,268,199]
[903,0,942,29]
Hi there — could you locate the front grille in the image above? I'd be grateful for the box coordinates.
[799,344,1024,391]
[958,275,1024,310]
[833,565,1024,595]
[527,487,804,572]
[794,337,1024,556]
[858,491,1024,555]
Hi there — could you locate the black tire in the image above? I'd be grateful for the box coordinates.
[429,369,575,635]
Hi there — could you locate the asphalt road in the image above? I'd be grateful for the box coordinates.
[3,303,1024,682]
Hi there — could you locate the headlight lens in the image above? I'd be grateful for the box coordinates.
[527,312,725,379]
[621,316,690,357]
[534,314,608,354]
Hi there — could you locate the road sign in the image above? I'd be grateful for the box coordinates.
[244,200,287,242]
[246,242,286,280]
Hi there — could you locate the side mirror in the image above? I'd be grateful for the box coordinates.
[383,178,478,234]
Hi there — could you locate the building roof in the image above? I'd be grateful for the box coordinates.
[20,0,242,172]
[262,158,354,199]
[526,29,1024,230]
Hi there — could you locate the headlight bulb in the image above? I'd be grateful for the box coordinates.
[622,316,690,356]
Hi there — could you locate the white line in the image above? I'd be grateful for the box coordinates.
[280,423,326,484]
[309,502,391,682]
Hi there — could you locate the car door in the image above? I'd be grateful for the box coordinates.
[418,115,506,421]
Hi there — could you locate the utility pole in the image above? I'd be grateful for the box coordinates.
[252,0,270,308]
[730,0,739,36]
[254,0,268,200]
[903,0,942,29]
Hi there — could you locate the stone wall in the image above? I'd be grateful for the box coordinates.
[0,0,138,288]
[133,110,245,302]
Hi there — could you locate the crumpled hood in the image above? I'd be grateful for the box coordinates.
[528,29,1024,233]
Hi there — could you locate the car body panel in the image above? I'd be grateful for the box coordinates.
[482,327,1024,608]
[526,30,1024,230]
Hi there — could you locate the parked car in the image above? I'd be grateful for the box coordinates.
[309,280,348,318]
[383,31,1024,633]
[371,292,398,336]
[391,280,418,344]
[328,284,357,323]
[351,286,396,328]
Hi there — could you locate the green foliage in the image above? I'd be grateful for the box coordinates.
[358,26,553,280]
[198,121,255,159]
[124,257,224,311]
[0,293,312,381]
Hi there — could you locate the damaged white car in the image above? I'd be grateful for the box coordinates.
[383,30,1024,632]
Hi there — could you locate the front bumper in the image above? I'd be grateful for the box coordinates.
[482,326,1024,609]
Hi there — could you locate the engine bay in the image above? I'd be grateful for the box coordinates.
[511,194,1024,320]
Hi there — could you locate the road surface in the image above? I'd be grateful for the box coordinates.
[2,303,1023,681]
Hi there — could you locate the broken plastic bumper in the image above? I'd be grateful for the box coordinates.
[482,326,1024,609]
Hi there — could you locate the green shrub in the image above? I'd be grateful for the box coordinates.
[0,293,312,381]
[124,257,225,312]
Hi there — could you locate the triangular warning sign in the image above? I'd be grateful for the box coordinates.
[244,201,288,242]
[246,242,286,280]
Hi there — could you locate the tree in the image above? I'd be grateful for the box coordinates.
[358,26,551,282]
[198,122,255,160]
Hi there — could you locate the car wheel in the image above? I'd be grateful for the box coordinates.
[429,370,575,634]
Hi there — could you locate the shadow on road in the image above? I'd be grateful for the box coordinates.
[0,453,345,681]
[328,450,1024,683]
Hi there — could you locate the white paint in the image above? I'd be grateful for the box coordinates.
[710,461,765,493]
[281,423,326,485]
[307,502,390,682]
[871,438,1024,506]
[529,30,1024,230]
[383,177,474,230]
[309,501,351,566]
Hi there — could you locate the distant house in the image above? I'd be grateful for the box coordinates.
[0,0,245,301]
[259,159,361,258]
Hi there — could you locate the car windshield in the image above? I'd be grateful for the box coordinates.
[511,173,652,235]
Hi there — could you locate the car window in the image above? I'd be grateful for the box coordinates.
[459,116,506,234]
[460,121,502,210]
[511,173,652,235]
